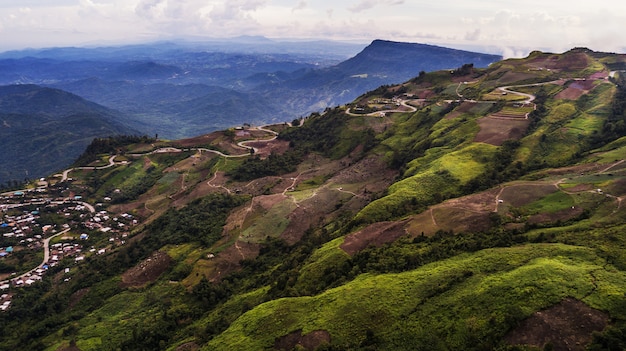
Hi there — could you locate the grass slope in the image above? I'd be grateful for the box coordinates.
[207,244,623,350]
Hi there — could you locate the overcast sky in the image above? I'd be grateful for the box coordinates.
[0,0,624,57]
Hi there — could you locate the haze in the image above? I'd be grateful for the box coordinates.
[0,0,625,57]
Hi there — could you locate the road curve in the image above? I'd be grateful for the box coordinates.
[61,155,119,182]
[0,228,71,285]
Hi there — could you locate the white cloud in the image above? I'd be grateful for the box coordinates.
[0,0,624,55]
[348,0,404,13]
[292,1,307,12]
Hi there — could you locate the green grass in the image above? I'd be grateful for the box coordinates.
[546,102,577,123]
[240,199,297,243]
[294,237,351,294]
[521,191,575,214]
[433,143,497,184]
[205,243,623,350]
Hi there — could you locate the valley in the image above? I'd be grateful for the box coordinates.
[1,47,626,350]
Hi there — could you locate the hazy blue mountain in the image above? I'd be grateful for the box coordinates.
[0,85,138,185]
[255,39,502,117]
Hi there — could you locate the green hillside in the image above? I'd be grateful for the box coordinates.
[2,48,626,351]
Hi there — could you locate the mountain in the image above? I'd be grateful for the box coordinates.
[255,40,502,117]
[0,40,500,139]
[337,39,500,80]
[0,85,138,186]
[5,48,626,351]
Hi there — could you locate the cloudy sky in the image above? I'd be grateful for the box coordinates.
[0,0,624,57]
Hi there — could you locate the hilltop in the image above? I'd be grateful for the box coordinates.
[1,48,626,350]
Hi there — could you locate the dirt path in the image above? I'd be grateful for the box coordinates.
[345,99,418,117]
[599,159,625,173]
[234,241,245,260]
[207,172,231,194]
[430,208,438,227]
[60,155,122,182]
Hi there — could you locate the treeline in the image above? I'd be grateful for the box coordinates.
[227,150,304,182]
[73,135,156,166]
[279,109,347,155]
[228,108,378,182]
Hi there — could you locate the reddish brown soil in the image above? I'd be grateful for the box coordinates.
[500,184,557,207]
[505,298,609,351]
[527,206,584,225]
[605,178,626,197]
[527,52,590,72]
[565,183,594,192]
[475,116,530,146]
[417,90,436,99]
[208,241,259,282]
[340,220,409,255]
[445,102,478,119]
[406,189,500,237]
[535,163,605,177]
[120,251,172,288]
[175,342,200,351]
[56,344,82,351]
[556,80,597,100]
[274,330,331,351]
[246,139,290,158]
[68,288,90,309]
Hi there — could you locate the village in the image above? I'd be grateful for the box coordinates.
[0,180,138,311]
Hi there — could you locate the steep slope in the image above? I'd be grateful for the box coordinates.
[0,85,137,186]
[3,48,626,351]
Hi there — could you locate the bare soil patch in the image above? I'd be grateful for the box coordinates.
[120,251,172,288]
[605,178,626,197]
[246,139,290,158]
[505,297,609,351]
[527,53,590,72]
[56,343,82,351]
[274,329,331,351]
[445,102,478,119]
[556,80,597,100]
[68,288,90,309]
[499,183,557,207]
[475,116,530,146]
[175,342,200,351]
[563,183,594,192]
[406,189,500,236]
[340,220,408,255]
[209,241,259,282]
[432,207,492,233]
[527,206,584,225]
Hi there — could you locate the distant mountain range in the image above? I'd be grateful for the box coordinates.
[0,38,501,183]
[0,39,501,139]
[0,85,137,186]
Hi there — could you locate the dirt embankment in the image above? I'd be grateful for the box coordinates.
[120,251,172,288]
[340,220,409,255]
[274,330,331,351]
[505,298,609,351]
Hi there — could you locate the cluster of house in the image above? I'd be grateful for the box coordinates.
[0,188,139,312]
[1,208,44,250]
[0,293,11,311]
